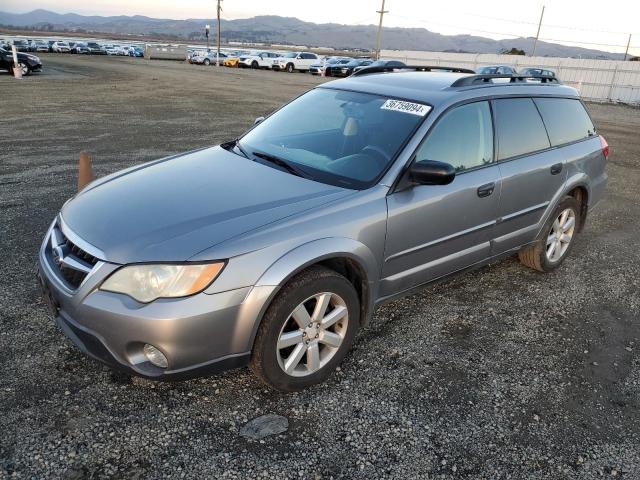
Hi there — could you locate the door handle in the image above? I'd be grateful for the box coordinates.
[477,182,495,198]
[550,163,563,175]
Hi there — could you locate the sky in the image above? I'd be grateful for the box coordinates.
[3,0,639,55]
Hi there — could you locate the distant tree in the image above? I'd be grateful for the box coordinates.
[500,47,526,55]
[630,56,639,62]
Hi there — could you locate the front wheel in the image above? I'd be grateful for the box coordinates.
[250,266,360,391]
[286,63,295,73]
[9,62,30,76]
[203,58,210,66]
[518,196,580,272]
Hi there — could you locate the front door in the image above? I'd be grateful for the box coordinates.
[381,101,501,298]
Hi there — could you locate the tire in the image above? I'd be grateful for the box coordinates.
[250,266,360,392]
[286,63,295,73]
[518,196,581,272]
[204,58,210,66]
[9,62,30,76]
[251,61,259,69]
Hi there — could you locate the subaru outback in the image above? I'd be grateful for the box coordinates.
[37,66,608,391]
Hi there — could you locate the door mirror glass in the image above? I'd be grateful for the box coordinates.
[254,116,265,125]
[410,160,455,185]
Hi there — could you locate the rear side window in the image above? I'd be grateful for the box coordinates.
[493,98,550,160]
[416,101,493,172]
[534,98,596,146]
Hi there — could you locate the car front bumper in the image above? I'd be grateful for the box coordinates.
[37,218,275,380]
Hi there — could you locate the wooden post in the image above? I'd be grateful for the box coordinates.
[78,151,95,191]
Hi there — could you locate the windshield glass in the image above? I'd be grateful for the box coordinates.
[283,52,297,58]
[238,88,429,189]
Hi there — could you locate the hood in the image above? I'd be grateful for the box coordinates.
[62,146,352,264]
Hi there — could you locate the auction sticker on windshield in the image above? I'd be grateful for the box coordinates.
[381,99,431,116]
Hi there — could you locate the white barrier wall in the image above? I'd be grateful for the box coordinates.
[381,50,640,105]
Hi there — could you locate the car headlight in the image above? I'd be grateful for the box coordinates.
[100,262,225,303]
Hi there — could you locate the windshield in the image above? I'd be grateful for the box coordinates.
[238,88,430,189]
[284,52,297,58]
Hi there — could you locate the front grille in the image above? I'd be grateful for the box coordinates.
[46,222,99,289]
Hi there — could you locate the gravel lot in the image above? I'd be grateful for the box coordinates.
[1,54,639,479]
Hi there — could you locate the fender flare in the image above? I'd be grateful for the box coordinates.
[243,237,380,350]
[535,173,591,239]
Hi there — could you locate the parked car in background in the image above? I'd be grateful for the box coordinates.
[272,52,319,73]
[71,42,90,54]
[87,42,107,55]
[10,39,31,52]
[239,51,281,69]
[324,58,354,76]
[0,47,42,75]
[191,51,227,65]
[519,67,556,78]
[310,56,349,75]
[129,46,144,58]
[336,58,373,77]
[34,40,50,53]
[51,41,71,53]
[104,45,120,55]
[476,65,517,75]
[352,59,406,73]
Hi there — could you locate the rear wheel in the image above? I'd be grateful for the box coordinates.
[518,196,580,272]
[250,266,360,391]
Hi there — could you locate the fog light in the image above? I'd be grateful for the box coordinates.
[143,344,168,368]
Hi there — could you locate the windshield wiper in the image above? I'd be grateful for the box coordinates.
[252,151,310,179]
[221,138,250,159]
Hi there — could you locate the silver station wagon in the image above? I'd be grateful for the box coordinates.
[38,66,608,391]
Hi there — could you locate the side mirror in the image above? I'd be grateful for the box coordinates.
[410,160,455,186]
[254,116,265,125]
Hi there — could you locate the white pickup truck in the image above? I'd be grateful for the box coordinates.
[239,51,282,69]
[271,52,320,73]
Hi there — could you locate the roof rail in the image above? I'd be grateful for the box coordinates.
[451,73,561,88]
[351,65,476,77]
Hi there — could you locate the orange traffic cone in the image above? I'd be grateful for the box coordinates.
[78,151,94,191]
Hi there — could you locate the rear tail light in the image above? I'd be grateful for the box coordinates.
[600,135,609,159]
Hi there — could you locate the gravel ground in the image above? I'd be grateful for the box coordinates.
[1,54,639,479]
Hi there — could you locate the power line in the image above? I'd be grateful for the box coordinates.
[386,13,523,38]
[539,37,639,48]
[386,12,639,50]
[458,11,640,35]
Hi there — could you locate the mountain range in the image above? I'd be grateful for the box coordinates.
[0,9,624,59]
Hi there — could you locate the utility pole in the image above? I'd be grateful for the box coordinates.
[375,0,388,60]
[531,5,545,57]
[216,0,223,66]
[624,34,632,61]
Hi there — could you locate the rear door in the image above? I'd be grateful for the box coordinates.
[381,101,501,297]
[491,97,565,253]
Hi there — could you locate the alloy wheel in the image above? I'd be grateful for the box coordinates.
[276,292,349,377]
[546,208,576,262]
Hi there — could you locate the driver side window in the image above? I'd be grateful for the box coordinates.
[415,101,494,173]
